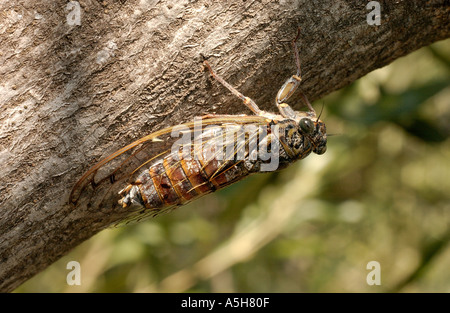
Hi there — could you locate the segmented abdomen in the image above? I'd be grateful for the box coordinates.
[118,125,256,215]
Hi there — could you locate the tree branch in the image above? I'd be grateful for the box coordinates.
[0,0,448,292]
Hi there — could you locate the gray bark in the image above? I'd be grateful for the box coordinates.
[0,0,449,292]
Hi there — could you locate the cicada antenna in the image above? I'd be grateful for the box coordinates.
[316,102,325,122]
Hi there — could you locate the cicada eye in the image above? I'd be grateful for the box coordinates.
[299,118,314,134]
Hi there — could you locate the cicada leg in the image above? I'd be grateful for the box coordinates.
[275,27,315,117]
[203,61,267,117]
[200,113,248,119]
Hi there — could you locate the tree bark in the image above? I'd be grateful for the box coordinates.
[0,0,448,292]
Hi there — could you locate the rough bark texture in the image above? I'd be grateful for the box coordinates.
[0,0,448,292]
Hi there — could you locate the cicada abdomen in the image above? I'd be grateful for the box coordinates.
[69,28,327,226]
[117,122,270,221]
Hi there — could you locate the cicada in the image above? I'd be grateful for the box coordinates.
[69,29,327,226]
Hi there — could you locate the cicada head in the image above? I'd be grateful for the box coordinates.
[294,111,327,156]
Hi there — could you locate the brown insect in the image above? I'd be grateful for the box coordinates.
[69,29,327,226]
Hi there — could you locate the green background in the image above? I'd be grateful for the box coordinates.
[17,38,450,293]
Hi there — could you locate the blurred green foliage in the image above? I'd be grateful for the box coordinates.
[17,39,450,293]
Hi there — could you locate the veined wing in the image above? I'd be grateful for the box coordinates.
[69,115,270,213]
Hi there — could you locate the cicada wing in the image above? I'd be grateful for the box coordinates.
[111,204,179,228]
[69,126,182,208]
[70,115,270,217]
